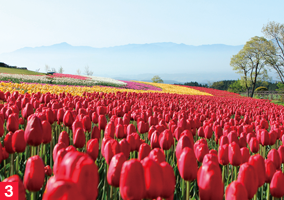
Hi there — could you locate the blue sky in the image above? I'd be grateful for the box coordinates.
[0,0,283,54]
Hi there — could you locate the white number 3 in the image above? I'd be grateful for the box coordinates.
[5,185,13,197]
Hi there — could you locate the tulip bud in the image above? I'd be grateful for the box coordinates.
[87,139,99,161]
[141,157,164,199]
[107,153,126,187]
[248,154,266,187]
[178,147,198,181]
[73,128,86,148]
[6,113,19,133]
[225,181,248,200]
[160,162,175,198]
[237,163,258,199]
[98,115,107,131]
[63,110,74,128]
[104,139,121,165]
[228,142,242,166]
[4,131,15,154]
[148,148,166,164]
[265,159,277,183]
[249,137,259,153]
[197,162,223,200]
[58,131,70,146]
[12,130,26,153]
[120,159,146,200]
[24,155,45,191]
[24,115,43,146]
[270,170,284,198]
[218,144,229,166]
[159,129,174,150]
[138,143,151,161]
[267,149,281,170]
[42,120,52,144]
[240,147,250,164]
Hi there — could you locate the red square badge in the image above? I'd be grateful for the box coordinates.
[0,182,18,200]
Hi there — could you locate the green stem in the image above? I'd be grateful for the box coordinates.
[50,140,53,167]
[182,179,185,199]
[222,165,225,182]
[31,192,36,200]
[16,154,19,173]
[186,181,191,200]
[267,183,270,200]
[10,153,14,176]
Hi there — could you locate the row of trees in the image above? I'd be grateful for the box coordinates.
[230,21,284,97]
[44,65,94,76]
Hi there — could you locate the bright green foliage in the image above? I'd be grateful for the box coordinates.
[227,80,245,93]
[230,36,273,97]
[276,82,284,91]
[262,21,284,83]
[151,75,163,83]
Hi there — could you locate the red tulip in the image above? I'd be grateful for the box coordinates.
[44,165,52,176]
[249,137,259,153]
[24,155,45,191]
[73,127,86,148]
[104,139,121,165]
[42,120,52,144]
[12,129,26,153]
[225,181,248,200]
[148,148,166,164]
[240,147,250,164]
[260,129,269,146]
[43,177,84,200]
[248,154,266,187]
[115,124,125,139]
[86,139,99,161]
[270,170,284,198]
[63,110,74,128]
[237,163,258,199]
[22,103,34,119]
[91,125,100,140]
[178,147,198,181]
[6,113,19,132]
[160,162,175,198]
[267,149,281,170]
[194,141,209,163]
[82,115,91,132]
[265,159,277,183]
[107,153,126,187]
[197,162,223,200]
[24,115,43,146]
[141,157,163,199]
[58,131,70,146]
[55,151,99,200]
[3,175,26,200]
[120,159,146,199]
[138,143,151,161]
[98,115,107,131]
[52,142,67,161]
[218,144,229,165]
[278,145,284,164]
[159,129,174,150]
[4,131,15,154]
[228,142,242,166]
[119,139,130,159]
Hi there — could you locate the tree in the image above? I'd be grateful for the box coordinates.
[262,21,284,83]
[230,36,272,97]
[85,65,93,76]
[76,69,81,75]
[58,66,64,74]
[227,80,245,93]
[151,75,163,83]
[51,68,57,73]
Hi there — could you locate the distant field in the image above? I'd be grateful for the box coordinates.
[0,67,45,75]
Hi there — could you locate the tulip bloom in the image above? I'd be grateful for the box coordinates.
[148,148,166,164]
[159,129,174,150]
[6,113,19,133]
[120,159,146,200]
[240,147,250,164]
[248,154,266,187]
[267,149,281,170]
[12,129,26,153]
[24,115,43,146]
[228,142,242,166]
[225,181,248,200]
[43,178,84,200]
[24,155,45,191]
[107,153,126,187]
[237,163,258,199]
[42,120,52,144]
[73,128,86,148]
[197,162,224,200]
[98,115,107,131]
[218,144,229,166]
[119,139,130,159]
[178,147,198,181]
[58,131,70,146]
[104,139,121,165]
[270,170,284,198]
[63,110,74,128]
[4,131,15,154]
[138,143,151,161]
[44,165,52,176]
[55,151,99,200]
[265,159,277,183]
[141,157,164,199]
[249,137,259,153]
[86,139,99,161]
[160,162,175,199]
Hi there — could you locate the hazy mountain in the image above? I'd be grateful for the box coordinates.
[0,42,244,83]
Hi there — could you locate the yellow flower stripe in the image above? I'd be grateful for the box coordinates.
[133,81,212,96]
[0,81,212,96]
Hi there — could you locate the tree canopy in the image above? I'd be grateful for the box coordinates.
[151,75,163,83]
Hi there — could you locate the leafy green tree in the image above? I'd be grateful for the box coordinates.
[151,75,163,83]
[58,66,64,74]
[262,21,284,83]
[276,82,284,91]
[230,36,272,97]
[227,80,245,93]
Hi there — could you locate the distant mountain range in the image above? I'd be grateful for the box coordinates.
[0,42,244,83]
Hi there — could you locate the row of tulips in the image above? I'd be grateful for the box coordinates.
[0,88,284,199]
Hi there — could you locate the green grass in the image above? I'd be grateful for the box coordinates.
[271,100,284,106]
[0,67,45,75]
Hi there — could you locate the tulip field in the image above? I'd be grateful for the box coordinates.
[1,73,284,199]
